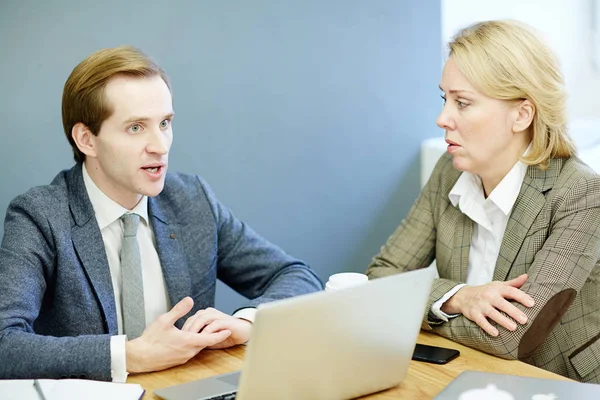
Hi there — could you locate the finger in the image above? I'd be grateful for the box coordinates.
[163,297,194,326]
[182,308,227,332]
[202,319,228,334]
[504,274,528,288]
[198,308,227,320]
[495,299,528,325]
[182,310,202,331]
[192,329,232,348]
[486,307,517,331]
[474,314,499,337]
[500,286,535,308]
[188,316,213,333]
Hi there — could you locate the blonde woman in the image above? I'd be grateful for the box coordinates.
[367,20,600,383]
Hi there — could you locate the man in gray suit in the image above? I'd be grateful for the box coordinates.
[0,46,322,382]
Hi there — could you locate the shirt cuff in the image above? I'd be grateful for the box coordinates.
[233,307,257,323]
[110,335,129,383]
[430,284,467,322]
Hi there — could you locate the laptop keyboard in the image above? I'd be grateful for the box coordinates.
[205,391,237,400]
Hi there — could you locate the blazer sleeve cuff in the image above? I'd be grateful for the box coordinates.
[430,284,467,321]
[422,278,466,330]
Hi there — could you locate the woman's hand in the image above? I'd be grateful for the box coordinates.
[441,274,535,336]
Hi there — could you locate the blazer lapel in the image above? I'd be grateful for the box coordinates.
[67,164,118,334]
[493,158,562,281]
[148,196,191,314]
[450,206,473,282]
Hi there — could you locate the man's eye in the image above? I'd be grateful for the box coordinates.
[160,119,169,129]
[129,124,142,133]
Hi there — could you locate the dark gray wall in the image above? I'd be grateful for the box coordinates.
[0,1,442,313]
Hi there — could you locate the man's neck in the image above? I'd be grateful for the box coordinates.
[83,160,142,210]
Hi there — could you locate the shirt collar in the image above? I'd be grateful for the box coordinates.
[449,144,530,216]
[487,159,528,215]
[449,172,484,211]
[82,163,149,230]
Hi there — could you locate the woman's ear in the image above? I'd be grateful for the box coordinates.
[71,123,98,158]
[512,99,535,133]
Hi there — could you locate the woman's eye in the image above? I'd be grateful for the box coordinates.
[457,100,468,109]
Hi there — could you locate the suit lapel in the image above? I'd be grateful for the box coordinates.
[450,205,473,282]
[442,166,472,282]
[148,196,191,313]
[67,164,118,334]
[493,158,562,281]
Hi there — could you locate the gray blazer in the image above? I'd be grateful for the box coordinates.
[0,164,322,380]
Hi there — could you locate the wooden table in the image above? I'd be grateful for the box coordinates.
[130,331,570,399]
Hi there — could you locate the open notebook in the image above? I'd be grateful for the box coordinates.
[1,379,144,400]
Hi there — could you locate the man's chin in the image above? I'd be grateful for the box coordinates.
[140,181,166,198]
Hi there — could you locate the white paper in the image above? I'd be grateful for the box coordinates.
[0,379,144,400]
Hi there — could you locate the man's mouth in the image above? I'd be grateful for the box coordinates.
[141,163,166,174]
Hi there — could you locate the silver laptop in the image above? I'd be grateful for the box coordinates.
[155,267,435,400]
[434,371,600,399]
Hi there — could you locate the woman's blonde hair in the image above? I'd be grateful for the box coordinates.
[448,20,575,168]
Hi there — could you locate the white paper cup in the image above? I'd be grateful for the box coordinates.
[325,272,368,292]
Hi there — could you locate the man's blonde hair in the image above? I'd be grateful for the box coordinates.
[62,46,171,163]
[448,20,575,168]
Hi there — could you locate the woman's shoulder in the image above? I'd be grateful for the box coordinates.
[556,156,600,187]
[543,156,600,207]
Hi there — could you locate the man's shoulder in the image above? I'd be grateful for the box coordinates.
[155,171,220,223]
[164,171,201,187]
[163,171,209,197]
[10,169,71,211]
[4,169,74,236]
[159,171,218,209]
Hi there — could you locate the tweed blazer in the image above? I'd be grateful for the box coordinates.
[367,153,600,383]
[0,163,322,381]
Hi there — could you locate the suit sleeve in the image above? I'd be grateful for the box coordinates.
[195,177,323,309]
[430,174,600,360]
[0,193,112,380]
[365,155,466,327]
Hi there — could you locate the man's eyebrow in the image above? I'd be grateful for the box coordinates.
[123,112,175,124]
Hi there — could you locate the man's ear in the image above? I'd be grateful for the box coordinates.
[71,123,98,158]
[512,99,535,133]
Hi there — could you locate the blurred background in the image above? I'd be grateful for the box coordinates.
[2,0,598,312]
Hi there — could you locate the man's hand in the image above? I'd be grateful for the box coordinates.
[441,274,535,337]
[181,307,252,349]
[125,297,232,373]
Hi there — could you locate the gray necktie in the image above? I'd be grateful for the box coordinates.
[120,213,146,339]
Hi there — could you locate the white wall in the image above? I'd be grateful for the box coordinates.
[442,0,600,120]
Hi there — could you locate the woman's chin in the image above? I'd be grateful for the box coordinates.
[451,156,471,173]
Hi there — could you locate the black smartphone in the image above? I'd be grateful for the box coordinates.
[412,343,460,364]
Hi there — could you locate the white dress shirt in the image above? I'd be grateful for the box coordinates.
[82,164,170,382]
[430,157,528,321]
[82,164,256,382]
